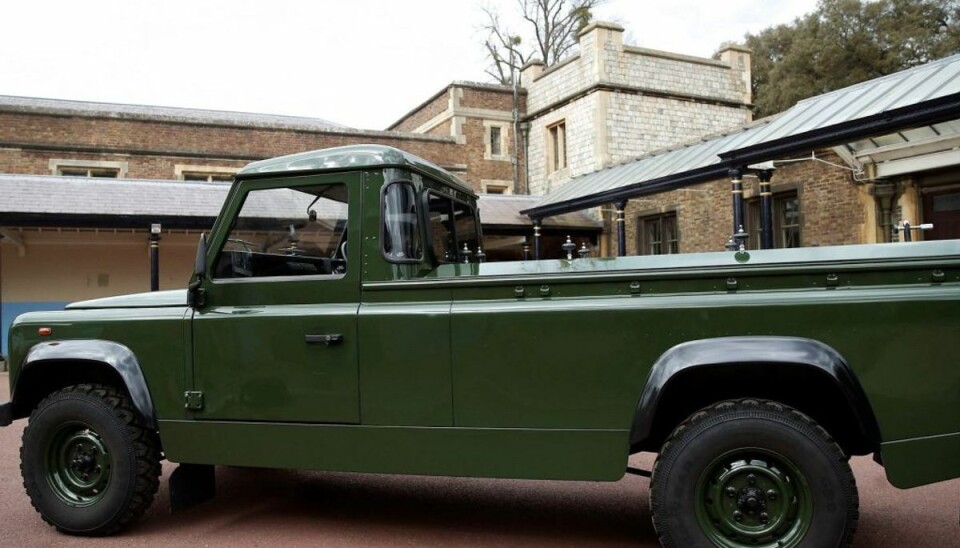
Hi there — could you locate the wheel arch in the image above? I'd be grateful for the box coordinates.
[631,336,881,456]
[11,340,157,429]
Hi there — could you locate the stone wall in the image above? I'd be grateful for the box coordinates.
[606,94,751,166]
[523,22,752,197]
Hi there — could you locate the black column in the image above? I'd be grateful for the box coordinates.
[729,168,745,236]
[757,169,774,250]
[532,219,542,260]
[149,227,161,292]
[615,200,627,257]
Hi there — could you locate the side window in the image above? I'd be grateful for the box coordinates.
[427,194,456,262]
[382,183,423,262]
[426,192,481,263]
[213,183,349,279]
[452,200,480,254]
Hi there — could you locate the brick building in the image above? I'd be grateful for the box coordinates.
[524,54,960,257]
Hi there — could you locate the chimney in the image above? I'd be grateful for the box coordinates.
[719,44,753,109]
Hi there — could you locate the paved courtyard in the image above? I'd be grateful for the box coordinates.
[0,373,956,547]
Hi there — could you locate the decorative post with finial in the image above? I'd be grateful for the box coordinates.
[461,242,473,264]
[561,235,576,259]
[577,241,590,259]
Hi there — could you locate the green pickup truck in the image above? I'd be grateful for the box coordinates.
[2,145,958,547]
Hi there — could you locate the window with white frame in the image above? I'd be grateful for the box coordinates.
[481,180,512,195]
[484,122,509,161]
[51,159,127,178]
[175,164,240,183]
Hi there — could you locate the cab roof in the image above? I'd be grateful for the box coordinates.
[237,144,476,196]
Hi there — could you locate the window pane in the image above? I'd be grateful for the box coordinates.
[428,194,456,262]
[559,123,567,168]
[213,184,349,279]
[639,213,678,255]
[59,168,89,177]
[663,216,678,254]
[646,218,661,255]
[550,126,560,172]
[453,201,479,256]
[779,196,801,248]
[382,183,422,262]
[490,126,502,156]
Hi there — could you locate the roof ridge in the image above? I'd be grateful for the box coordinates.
[0,94,348,129]
[0,173,230,187]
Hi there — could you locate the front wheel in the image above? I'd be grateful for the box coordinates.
[650,399,858,548]
[20,384,161,535]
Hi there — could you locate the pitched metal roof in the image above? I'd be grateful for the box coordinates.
[720,53,960,162]
[0,94,348,131]
[525,53,960,219]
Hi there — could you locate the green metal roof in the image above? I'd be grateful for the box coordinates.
[238,144,475,196]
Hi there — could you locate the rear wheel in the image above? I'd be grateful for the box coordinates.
[650,399,858,548]
[20,384,160,535]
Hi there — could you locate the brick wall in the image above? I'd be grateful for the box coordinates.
[0,110,475,184]
[380,82,526,194]
[613,150,864,255]
[388,88,450,132]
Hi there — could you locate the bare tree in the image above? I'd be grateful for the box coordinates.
[481,0,602,85]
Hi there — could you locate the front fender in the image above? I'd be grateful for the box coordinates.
[14,339,157,428]
[630,336,880,449]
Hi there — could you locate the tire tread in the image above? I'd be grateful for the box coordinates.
[650,398,859,548]
[20,383,161,536]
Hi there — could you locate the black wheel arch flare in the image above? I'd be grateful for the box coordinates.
[11,340,157,429]
[630,336,882,454]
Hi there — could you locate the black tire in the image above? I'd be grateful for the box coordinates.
[650,399,858,548]
[20,383,161,535]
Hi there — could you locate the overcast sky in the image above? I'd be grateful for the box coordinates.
[1,0,818,130]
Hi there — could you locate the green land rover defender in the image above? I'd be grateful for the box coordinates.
[2,145,958,547]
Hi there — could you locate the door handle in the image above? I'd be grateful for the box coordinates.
[305,334,343,346]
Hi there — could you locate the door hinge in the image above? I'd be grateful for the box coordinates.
[184,391,205,411]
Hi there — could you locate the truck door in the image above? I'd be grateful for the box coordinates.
[191,173,361,424]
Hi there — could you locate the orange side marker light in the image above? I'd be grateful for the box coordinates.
[38,327,52,336]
